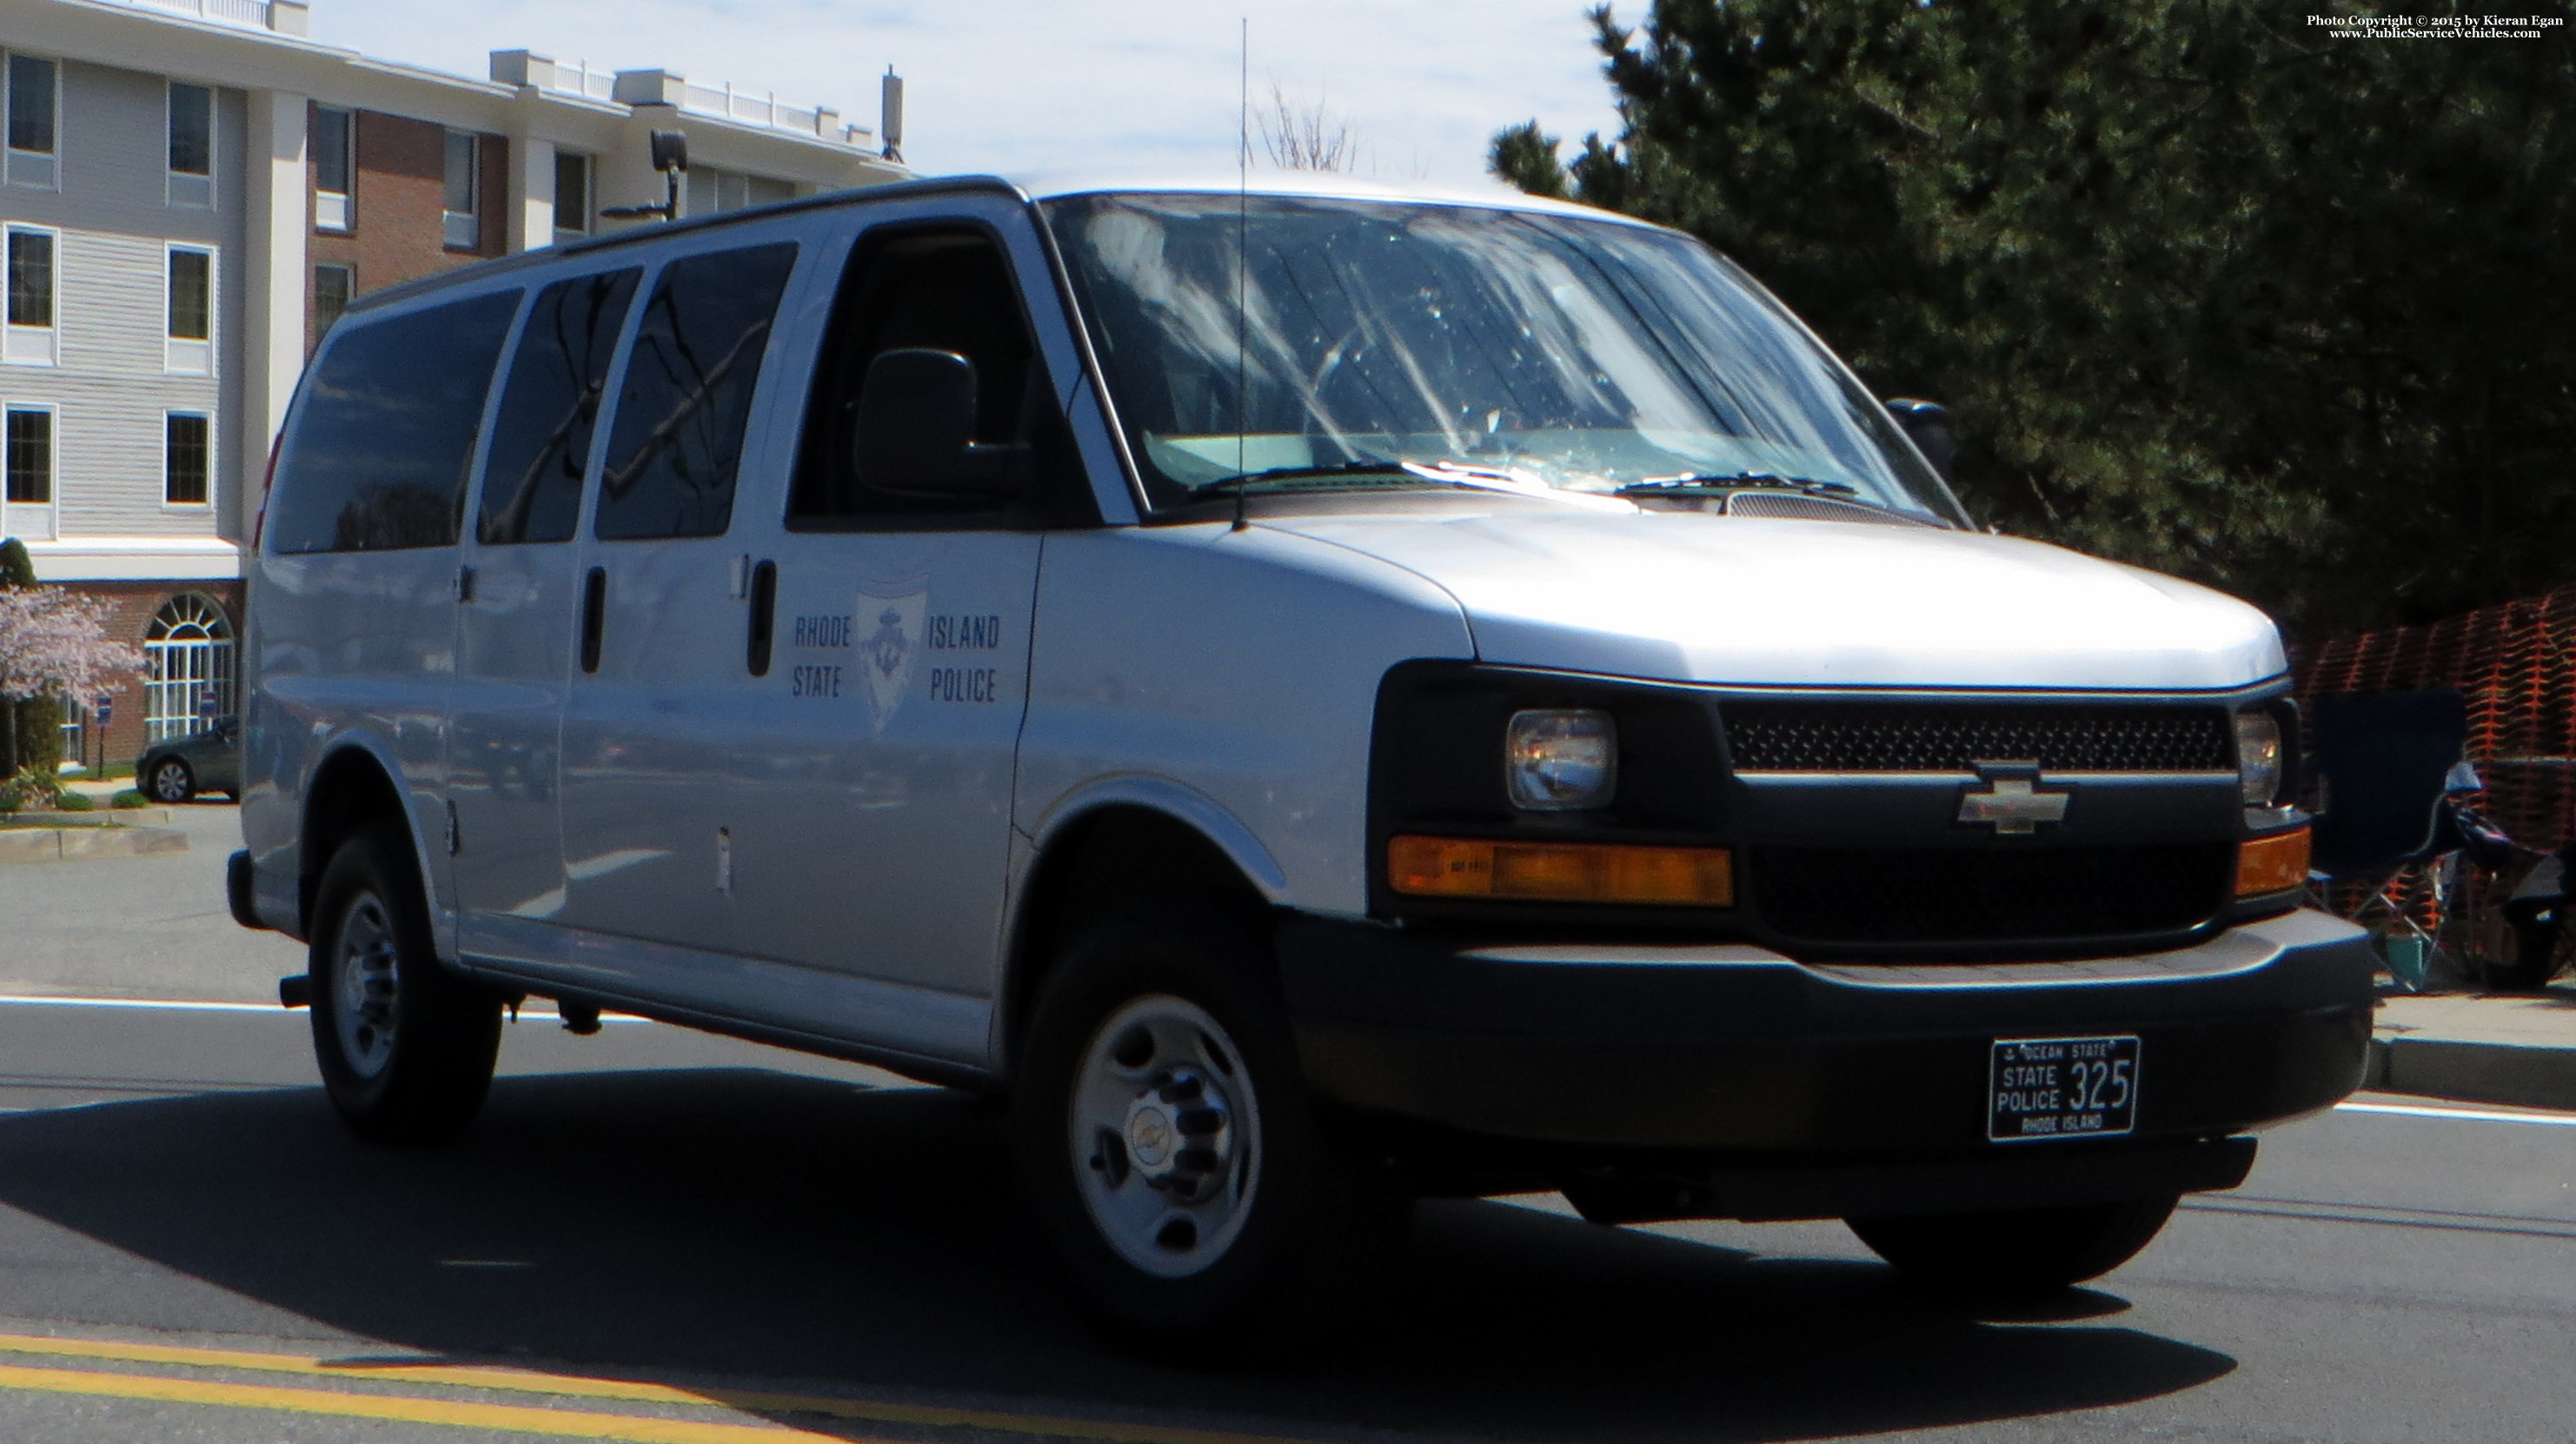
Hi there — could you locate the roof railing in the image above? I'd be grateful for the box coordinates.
[122,0,310,34]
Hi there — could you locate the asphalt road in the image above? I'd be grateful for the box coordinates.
[0,803,2570,1443]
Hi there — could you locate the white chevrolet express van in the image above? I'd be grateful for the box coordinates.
[232,172,2373,1349]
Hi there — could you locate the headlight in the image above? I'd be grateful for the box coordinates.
[2235,710,2283,806]
[1504,709,1617,811]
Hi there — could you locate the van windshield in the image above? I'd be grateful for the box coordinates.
[1044,193,1965,522]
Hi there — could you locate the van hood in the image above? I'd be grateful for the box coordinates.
[1262,505,2284,691]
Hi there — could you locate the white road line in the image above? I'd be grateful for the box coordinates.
[2336,1100,2576,1127]
[0,995,275,1014]
[0,995,642,1023]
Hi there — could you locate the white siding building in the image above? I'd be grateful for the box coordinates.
[0,0,908,762]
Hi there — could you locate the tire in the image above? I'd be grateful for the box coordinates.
[307,823,502,1144]
[1014,907,1406,1360]
[147,756,195,804]
[2489,913,2570,993]
[1847,1194,2178,1300]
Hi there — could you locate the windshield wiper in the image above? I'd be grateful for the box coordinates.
[1192,461,1422,495]
[1193,458,1555,498]
[1613,470,1861,498]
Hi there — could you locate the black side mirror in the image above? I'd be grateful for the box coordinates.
[648,130,689,174]
[852,349,1018,502]
[1882,398,1955,484]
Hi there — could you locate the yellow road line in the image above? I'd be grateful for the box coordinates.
[0,1362,843,1443]
[0,1333,1318,1444]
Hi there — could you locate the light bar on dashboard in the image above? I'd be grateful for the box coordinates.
[2236,827,2311,897]
[1388,835,1734,907]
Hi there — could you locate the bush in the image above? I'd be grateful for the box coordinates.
[54,791,93,812]
[110,789,149,809]
[0,766,65,814]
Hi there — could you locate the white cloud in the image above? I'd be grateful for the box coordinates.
[308,0,1624,189]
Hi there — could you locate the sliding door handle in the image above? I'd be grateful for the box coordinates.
[579,567,607,674]
[746,560,778,676]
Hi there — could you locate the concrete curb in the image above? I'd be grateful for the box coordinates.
[0,809,179,827]
[2366,1032,2576,1112]
[0,828,189,864]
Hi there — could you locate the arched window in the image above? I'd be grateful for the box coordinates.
[144,594,234,743]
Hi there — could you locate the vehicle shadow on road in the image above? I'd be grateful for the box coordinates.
[0,1068,2234,1442]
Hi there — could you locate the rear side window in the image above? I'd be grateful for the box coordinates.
[269,290,519,554]
[594,243,798,541]
[478,268,640,544]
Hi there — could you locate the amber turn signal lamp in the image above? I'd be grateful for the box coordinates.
[1388,835,1734,907]
[2236,827,2311,897]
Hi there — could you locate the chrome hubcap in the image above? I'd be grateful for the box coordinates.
[1070,995,1258,1278]
[332,893,399,1080]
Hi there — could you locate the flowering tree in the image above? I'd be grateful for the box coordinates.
[0,585,142,782]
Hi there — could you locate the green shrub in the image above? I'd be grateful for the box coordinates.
[0,767,65,814]
[55,791,93,812]
[110,789,149,809]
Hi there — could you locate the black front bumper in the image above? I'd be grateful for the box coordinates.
[1278,908,2374,1215]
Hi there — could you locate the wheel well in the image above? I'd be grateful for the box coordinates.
[299,748,409,937]
[1001,806,1269,1080]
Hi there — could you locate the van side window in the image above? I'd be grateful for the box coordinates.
[787,227,1080,528]
[594,243,798,541]
[478,269,640,545]
[268,290,519,554]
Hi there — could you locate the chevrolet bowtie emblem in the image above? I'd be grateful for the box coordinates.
[1957,776,2070,834]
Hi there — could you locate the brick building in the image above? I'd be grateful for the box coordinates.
[1,0,908,769]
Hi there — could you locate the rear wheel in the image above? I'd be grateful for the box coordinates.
[308,823,501,1144]
[1015,908,1405,1359]
[147,757,195,803]
[1847,1194,2177,1299]
[2490,910,2571,993]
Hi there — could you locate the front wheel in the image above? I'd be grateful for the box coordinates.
[147,757,195,803]
[308,823,502,1144]
[1014,909,1405,1359]
[1847,1194,2178,1299]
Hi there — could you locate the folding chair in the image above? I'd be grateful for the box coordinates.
[2305,689,2470,990]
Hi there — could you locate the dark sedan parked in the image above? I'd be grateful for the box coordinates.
[136,716,240,802]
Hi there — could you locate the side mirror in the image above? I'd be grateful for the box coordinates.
[1882,398,1955,484]
[852,349,1018,502]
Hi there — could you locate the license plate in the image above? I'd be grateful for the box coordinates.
[1988,1035,2141,1143]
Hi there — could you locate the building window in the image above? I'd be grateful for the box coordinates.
[166,245,213,376]
[313,104,351,231]
[683,168,795,219]
[165,411,209,505]
[3,225,55,366]
[144,595,235,742]
[4,53,58,190]
[312,262,352,352]
[442,130,479,250]
[168,81,213,208]
[3,405,53,540]
[553,150,590,243]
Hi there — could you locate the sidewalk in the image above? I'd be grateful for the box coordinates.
[2369,984,2576,1111]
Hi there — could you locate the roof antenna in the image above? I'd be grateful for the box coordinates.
[1232,16,1251,533]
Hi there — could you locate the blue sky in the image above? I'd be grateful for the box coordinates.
[311,0,1627,190]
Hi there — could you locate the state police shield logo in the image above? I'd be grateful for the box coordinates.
[856,579,927,735]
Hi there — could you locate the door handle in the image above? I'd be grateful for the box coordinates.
[746,559,778,676]
[579,567,607,674]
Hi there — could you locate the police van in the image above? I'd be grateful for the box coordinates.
[229,171,2374,1350]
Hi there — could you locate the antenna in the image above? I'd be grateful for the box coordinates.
[1232,17,1251,532]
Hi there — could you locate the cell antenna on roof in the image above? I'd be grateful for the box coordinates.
[1232,17,1251,533]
